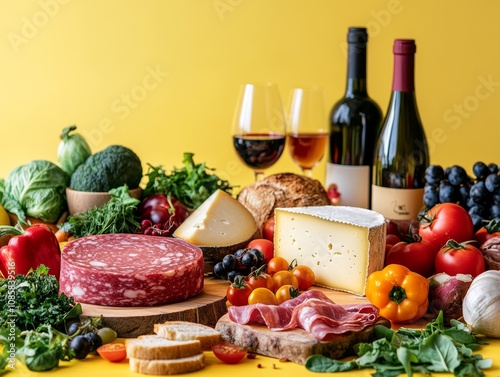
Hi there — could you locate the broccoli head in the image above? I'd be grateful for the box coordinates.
[70,145,143,192]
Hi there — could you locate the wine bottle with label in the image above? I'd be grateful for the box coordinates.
[371,39,429,221]
[326,27,382,208]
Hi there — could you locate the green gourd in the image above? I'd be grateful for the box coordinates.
[57,125,91,175]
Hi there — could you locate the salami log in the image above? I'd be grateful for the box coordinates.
[59,234,204,307]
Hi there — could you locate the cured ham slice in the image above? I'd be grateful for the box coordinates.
[228,290,379,341]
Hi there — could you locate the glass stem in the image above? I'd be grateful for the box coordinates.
[254,171,265,182]
[302,168,313,178]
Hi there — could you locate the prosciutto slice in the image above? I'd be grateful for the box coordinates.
[228,290,380,341]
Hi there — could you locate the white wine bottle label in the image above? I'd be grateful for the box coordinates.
[326,163,370,208]
[371,185,424,220]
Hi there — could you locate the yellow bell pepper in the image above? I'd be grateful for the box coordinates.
[366,264,429,324]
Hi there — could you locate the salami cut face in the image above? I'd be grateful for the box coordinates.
[59,234,204,307]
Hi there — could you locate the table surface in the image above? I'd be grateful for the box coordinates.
[6,279,500,377]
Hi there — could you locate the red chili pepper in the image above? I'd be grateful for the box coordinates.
[0,223,61,279]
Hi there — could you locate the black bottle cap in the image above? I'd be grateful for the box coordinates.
[348,27,368,44]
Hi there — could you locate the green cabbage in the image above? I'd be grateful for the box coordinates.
[1,160,69,223]
[57,125,91,175]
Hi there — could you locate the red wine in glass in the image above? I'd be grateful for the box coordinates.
[233,134,286,172]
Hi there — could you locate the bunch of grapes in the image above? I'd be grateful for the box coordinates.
[424,161,500,230]
[213,248,266,282]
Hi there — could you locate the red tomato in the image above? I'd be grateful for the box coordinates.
[247,239,274,263]
[434,240,485,278]
[226,280,253,306]
[245,272,275,291]
[475,219,500,246]
[212,343,247,364]
[262,218,275,241]
[291,264,315,290]
[266,256,289,276]
[419,203,474,249]
[385,238,439,277]
[97,343,127,363]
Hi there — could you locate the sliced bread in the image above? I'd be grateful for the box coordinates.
[153,321,222,351]
[125,335,201,360]
[129,353,205,375]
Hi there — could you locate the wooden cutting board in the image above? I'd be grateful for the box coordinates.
[215,314,391,365]
[80,278,227,338]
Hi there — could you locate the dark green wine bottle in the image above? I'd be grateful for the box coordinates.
[326,27,382,209]
[371,39,429,220]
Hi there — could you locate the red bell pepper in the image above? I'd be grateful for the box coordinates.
[0,223,61,279]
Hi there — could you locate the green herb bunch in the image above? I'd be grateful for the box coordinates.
[64,184,141,238]
[0,265,81,332]
[306,312,492,377]
[143,152,235,209]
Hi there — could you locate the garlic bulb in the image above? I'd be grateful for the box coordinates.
[462,270,500,338]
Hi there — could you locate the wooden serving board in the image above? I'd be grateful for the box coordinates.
[216,314,391,365]
[80,278,228,338]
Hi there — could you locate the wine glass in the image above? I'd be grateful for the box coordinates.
[232,83,287,181]
[287,87,329,177]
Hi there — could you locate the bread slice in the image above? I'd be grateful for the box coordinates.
[129,353,205,375]
[153,321,222,351]
[125,335,201,360]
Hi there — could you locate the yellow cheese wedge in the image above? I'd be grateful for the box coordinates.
[274,206,386,296]
[173,190,257,247]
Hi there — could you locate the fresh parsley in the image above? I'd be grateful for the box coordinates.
[143,152,235,209]
[305,312,492,377]
[0,265,81,332]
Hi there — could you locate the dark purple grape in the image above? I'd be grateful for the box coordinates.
[439,181,458,203]
[490,204,500,219]
[424,165,444,184]
[485,173,500,193]
[494,193,500,205]
[488,163,499,175]
[241,252,258,268]
[423,184,439,208]
[458,184,470,206]
[473,161,490,180]
[222,254,237,271]
[469,214,484,233]
[233,248,246,259]
[213,262,227,279]
[448,165,467,186]
[227,270,240,283]
[469,204,487,217]
[470,181,488,203]
[248,249,265,266]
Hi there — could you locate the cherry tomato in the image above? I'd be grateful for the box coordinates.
[291,264,315,290]
[434,239,485,278]
[212,343,247,364]
[475,219,500,246]
[419,203,474,249]
[275,284,300,304]
[245,272,275,291]
[385,238,439,278]
[266,256,289,276]
[272,270,299,290]
[247,239,274,264]
[247,287,278,305]
[262,217,275,241]
[97,342,127,363]
[226,278,253,306]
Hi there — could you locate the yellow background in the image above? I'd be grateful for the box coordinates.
[0,0,499,190]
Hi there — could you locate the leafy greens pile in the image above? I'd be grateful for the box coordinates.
[143,152,235,209]
[0,265,81,332]
[305,312,492,377]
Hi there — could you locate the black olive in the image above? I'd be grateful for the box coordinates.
[84,332,103,352]
[70,335,91,359]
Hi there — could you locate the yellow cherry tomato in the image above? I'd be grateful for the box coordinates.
[247,287,278,305]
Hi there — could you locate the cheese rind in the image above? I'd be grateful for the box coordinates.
[173,190,257,247]
[274,206,385,296]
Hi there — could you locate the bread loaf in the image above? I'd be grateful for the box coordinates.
[237,173,331,229]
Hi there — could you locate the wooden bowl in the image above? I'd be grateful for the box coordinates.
[66,187,142,215]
